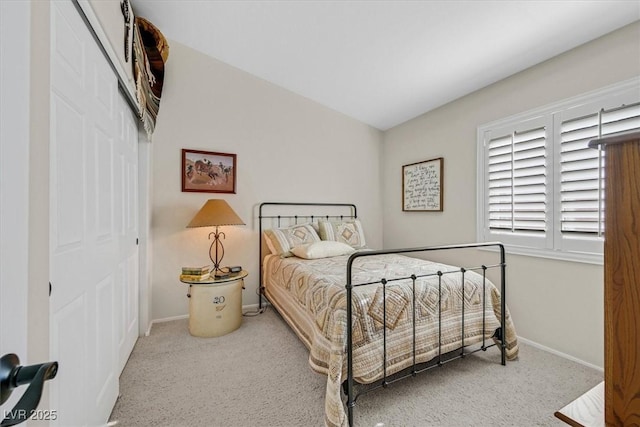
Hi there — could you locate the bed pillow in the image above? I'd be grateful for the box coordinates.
[318,219,366,249]
[263,224,321,257]
[290,241,355,260]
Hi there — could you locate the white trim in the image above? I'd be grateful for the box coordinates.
[146,314,189,336]
[242,302,271,313]
[243,303,261,313]
[479,244,603,265]
[477,77,640,264]
[476,129,486,245]
[146,303,271,335]
[518,336,604,373]
[137,133,152,336]
[0,0,30,368]
[75,0,138,109]
[150,314,189,323]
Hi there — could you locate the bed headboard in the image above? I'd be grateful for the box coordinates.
[258,202,357,309]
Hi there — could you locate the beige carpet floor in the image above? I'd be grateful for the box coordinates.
[109,308,602,427]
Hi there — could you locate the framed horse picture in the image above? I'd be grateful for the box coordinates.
[182,149,237,194]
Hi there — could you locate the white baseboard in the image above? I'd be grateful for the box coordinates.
[518,336,604,373]
[242,302,270,313]
[242,303,260,312]
[146,303,270,336]
[146,314,189,336]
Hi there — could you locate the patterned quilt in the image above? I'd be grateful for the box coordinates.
[263,253,518,427]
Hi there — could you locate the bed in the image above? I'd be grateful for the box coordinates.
[259,202,519,426]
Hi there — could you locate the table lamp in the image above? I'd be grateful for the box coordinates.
[186,199,245,275]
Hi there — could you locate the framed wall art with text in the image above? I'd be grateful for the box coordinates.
[402,157,443,211]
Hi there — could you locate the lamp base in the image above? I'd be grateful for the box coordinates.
[209,227,225,272]
[213,271,231,279]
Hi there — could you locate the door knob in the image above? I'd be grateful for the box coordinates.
[0,353,58,426]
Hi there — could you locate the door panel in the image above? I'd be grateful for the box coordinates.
[50,296,87,427]
[119,93,139,372]
[124,252,139,365]
[95,128,114,241]
[94,275,116,412]
[51,94,86,251]
[50,1,139,424]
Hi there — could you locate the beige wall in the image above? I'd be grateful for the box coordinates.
[150,41,383,320]
[381,22,640,368]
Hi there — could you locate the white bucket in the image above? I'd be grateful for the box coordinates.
[188,279,242,337]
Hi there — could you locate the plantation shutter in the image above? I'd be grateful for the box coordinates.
[488,126,547,233]
[488,134,512,230]
[560,102,640,235]
[559,112,602,234]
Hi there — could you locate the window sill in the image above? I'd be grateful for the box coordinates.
[478,243,603,265]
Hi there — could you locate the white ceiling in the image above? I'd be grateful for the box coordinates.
[130,1,640,130]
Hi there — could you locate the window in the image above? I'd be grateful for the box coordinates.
[477,78,640,264]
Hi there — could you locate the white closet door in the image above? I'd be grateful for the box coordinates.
[116,92,139,374]
[50,1,138,425]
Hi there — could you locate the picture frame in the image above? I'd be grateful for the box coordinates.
[402,157,443,211]
[182,149,237,194]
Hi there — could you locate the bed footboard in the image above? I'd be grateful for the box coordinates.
[344,242,507,427]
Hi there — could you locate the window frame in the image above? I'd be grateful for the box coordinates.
[477,77,640,265]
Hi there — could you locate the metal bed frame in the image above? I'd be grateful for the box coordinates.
[259,202,507,426]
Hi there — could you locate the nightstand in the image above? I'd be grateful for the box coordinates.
[180,271,248,337]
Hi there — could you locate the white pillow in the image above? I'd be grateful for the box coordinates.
[290,241,355,260]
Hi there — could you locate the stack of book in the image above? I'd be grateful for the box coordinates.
[180,265,211,281]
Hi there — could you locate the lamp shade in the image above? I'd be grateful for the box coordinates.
[186,199,245,228]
